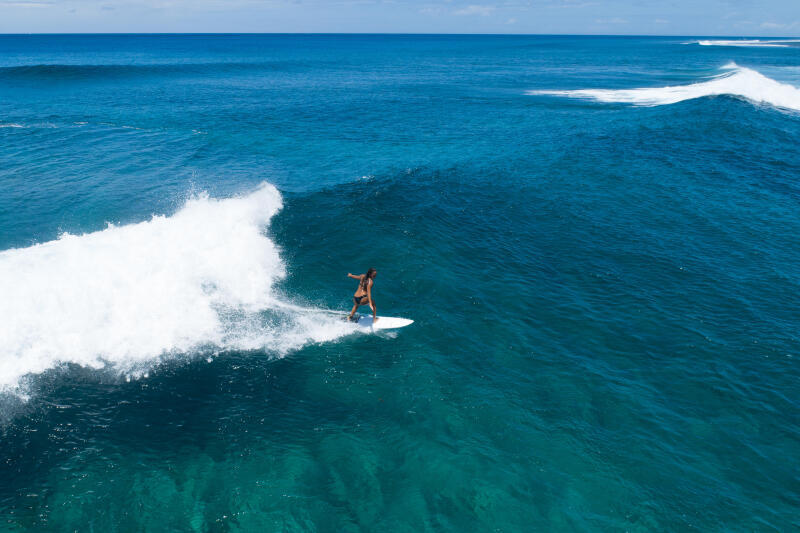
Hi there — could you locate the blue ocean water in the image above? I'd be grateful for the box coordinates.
[1,34,799,531]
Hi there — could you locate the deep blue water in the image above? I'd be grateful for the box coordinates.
[1,34,799,531]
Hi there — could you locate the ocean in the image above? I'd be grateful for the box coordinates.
[0,34,798,531]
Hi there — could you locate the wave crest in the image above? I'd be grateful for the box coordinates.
[527,63,800,113]
[695,39,800,48]
[0,184,353,395]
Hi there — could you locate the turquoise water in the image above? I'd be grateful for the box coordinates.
[1,35,799,531]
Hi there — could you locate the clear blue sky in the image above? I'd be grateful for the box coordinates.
[0,0,798,35]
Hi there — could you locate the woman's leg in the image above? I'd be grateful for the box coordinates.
[347,299,359,320]
[359,298,376,320]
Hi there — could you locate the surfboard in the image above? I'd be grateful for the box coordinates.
[355,315,413,330]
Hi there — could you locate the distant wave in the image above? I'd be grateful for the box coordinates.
[0,61,304,82]
[695,39,800,48]
[527,63,800,113]
[0,184,356,396]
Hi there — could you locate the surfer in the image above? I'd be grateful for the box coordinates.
[347,268,377,322]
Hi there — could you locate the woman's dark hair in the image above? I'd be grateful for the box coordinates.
[360,268,376,291]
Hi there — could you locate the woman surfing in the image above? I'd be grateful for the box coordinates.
[347,268,377,322]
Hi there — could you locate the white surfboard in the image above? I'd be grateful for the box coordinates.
[355,315,413,330]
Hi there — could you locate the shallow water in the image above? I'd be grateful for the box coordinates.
[1,34,799,531]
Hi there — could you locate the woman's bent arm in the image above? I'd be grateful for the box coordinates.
[367,280,376,319]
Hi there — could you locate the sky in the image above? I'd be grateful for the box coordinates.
[0,0,798,35]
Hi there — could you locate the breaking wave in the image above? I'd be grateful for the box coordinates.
[0,184,355,396]
[695,39,800,48]
[527,63,800,113]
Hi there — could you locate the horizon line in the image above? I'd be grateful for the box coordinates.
[0,32,799,38]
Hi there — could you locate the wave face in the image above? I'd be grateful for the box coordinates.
[0,184,352,394]
[0,61,302,83]
[527,63,800,113]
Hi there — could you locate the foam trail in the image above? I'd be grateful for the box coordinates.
[527,63,800,113]
[0,183,356,395]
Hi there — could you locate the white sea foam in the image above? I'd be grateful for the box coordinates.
[527,63,800,113]
[696,39,799,48]
[0,183,356,395]
[0,122,58,129]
